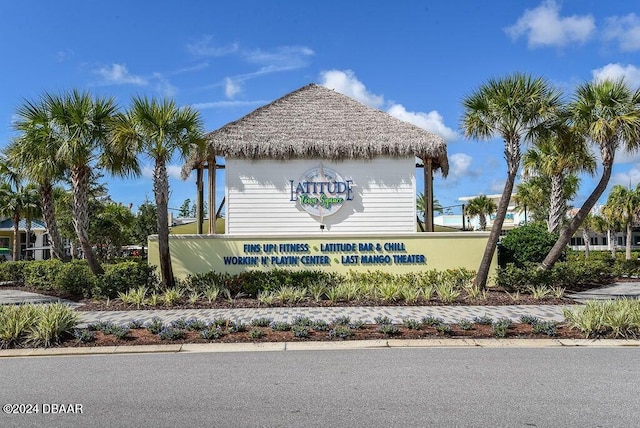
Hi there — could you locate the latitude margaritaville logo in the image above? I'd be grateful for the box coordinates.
[289,165,353,217]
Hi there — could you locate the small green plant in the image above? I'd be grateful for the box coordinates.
[158,327,186,340]
[209,318,229,328]
[421,316,445,327]
[185,318,208,331]
[229,321,247,333]
[249,328,266,339]
[250,317,272,327]
[529,285,551,300]
[162,288,183,306]
[292,316,314,327]
[312,320,330,331]
[400,286,423,304]
[73,329,96,344]
[492,318,512,338]
[308,284,326,302]
[27,303,79,347]
[333,315,351,325]
[170,318,190,329]
[551,287,565,299]
[348,320,365,330]
[464,284,482,300]
[378,323,401,336]
[292,325,310,338]
[146,317,165,335]
[200,326,226,340]
[269,321,291,331]
[146,292,160,307]
[328,325,354,339]
[532,321,557,336]
[109,325,131,340]
[118,286,148,309]
[374,315,393,325]
[435,282,461,303]
[188,292,201,305]
[473,315,493,325]
[257,291,275,306]
[402,319,422,330]
[457,319,474,330]
[506,291,521,302]
[519,315,540,325]
[128,319,145,329]
[204,286,221,303]
[435,323,452,335]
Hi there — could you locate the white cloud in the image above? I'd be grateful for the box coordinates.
[319,69,384,108]
[604,14,640,52]
[55,49,74,63]
[187,36,239,57]
[592,63,640,87]
[224,77,242,98]
[505,0,595,48]
[152,73,177,98]
[244,46,314,68]
[610,165,640,188]
[386,104,457,141]
[95,64,147,86]
[141,165,186,181]
[319,69,456,141]
[449,153,474,177]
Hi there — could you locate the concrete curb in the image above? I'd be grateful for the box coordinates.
[2,338,640,357]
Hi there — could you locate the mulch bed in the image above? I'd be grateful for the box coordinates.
[65,323,585,348]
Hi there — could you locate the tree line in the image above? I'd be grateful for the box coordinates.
[1,91,204,288]
[461,74,640,288]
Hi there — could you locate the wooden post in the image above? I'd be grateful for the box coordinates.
[196,166,203,235]
[208,156,216,234]
[424,157,434,232]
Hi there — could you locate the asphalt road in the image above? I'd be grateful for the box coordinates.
[1,348,638,427]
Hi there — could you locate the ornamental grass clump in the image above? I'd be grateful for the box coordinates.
[26,304,79,348]
[564,299,640,338]
[118,286,148,309]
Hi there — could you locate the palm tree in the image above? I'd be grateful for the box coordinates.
[110,97,204,288]
[0,154,25,261]
[464,195,497,231]
[416,193,443,230]
[542,79,640,269]
[461,73,561,288]
[9,97,67,260]
[522,124,596,233]
[47,90,135,275]
[20,183,41,259]
[602,185,640,260]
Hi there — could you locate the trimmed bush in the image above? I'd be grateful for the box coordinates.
[0,261,29,284]
[93,261,158,299]
[23,260,64,290]
[498,223,559,268]
[54,261,96,298]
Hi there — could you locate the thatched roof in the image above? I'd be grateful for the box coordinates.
[182,83,448,178]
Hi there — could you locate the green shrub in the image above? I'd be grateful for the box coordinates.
[54,261,96,297]
[0,303,78,348]
[0,261,28,283]
[498,223,559,268]
[23,260,64,290]
[93,262,158,299]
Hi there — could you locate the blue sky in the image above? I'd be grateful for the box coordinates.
[2,1,640,216]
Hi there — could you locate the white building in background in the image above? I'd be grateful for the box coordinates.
[434,194,525,232]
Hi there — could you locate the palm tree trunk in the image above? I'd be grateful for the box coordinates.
[582,229,590,258]
[154,159,174,289]
[548,174,565,233]
[626,221,633,260]
[12,211,20,261]
[542,162,613,269]
[25,218,31,260]
[71,165,104,275]
[608,229,616,258]
[479,214,487,231]
[39,183,65,260]
[475,170,517,289]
